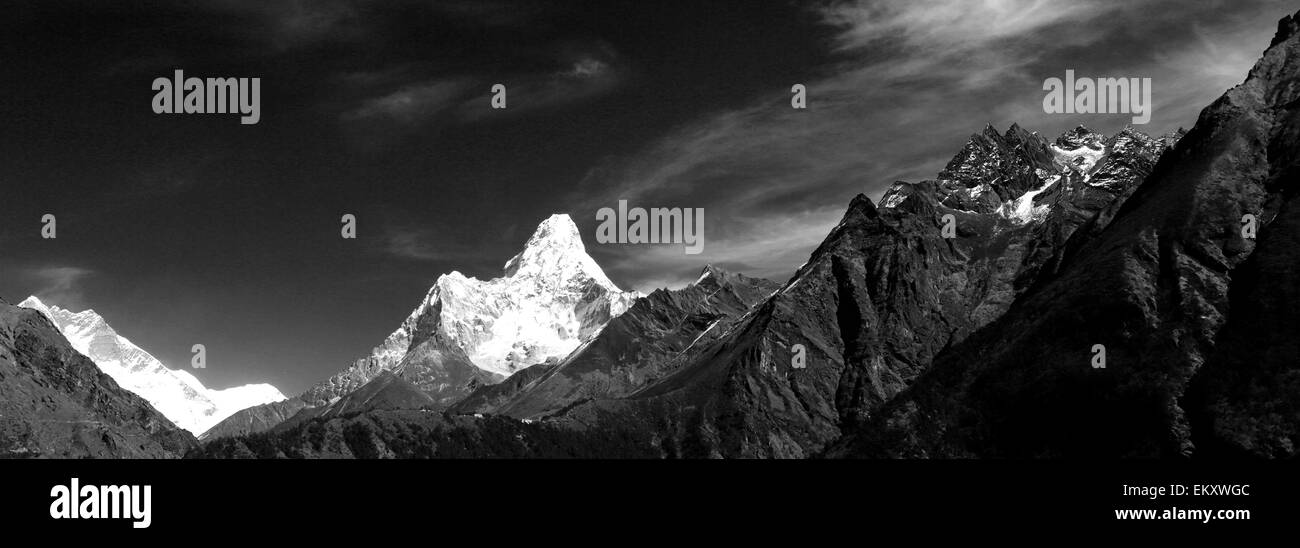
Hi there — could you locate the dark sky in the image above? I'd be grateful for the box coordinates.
[0,0,1292,395]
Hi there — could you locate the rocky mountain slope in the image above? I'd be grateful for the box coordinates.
[0,298,196,458]
[522,121,1176,458]
[829,9,1300,458]
[16,297,285,435]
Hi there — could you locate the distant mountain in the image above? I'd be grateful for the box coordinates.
[0,298,195,458]
[202,213,637,440]
[16,297,285,435]
[828,9,1300,458]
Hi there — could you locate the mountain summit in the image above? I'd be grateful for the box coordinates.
[503,214,616,285]
[304,212,637,396]
[203,213,637,439]
[16,296,286,435]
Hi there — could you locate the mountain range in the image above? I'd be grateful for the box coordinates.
[196,9,1300,458]
[200,214,638,440]
[6,8,1298,460]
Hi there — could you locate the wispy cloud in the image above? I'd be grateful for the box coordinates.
[563,58,609,79]
[372,220,505,270]
[455,65,625,123]
[208,0,368,51]
[821,0,1113,52]
[342,79,476,125]
[23,266,95,309]
[586,205,845,292]
[380,226,449,262]
[577,0,1293,288]
[340,42,626,132]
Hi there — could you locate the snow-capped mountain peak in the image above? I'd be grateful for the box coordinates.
[298,213,639,407]
[503,214,618,288]
[16,296,285,435]
[426,213,638,377]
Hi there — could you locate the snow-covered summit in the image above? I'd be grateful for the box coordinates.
[301,213,640,405]
[505,215,610,278]
[424,213,637,376]
[17,296,286,435]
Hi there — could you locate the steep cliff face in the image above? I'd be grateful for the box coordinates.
[0,300,196,458]
[1184,11,1300,459]
[830,9,1300,458]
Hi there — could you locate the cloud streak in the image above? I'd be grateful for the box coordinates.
[340,42,627,133]
[576,0,1294,289]
[23,266,95,310]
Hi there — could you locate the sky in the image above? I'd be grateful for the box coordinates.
[0,0,1293,395]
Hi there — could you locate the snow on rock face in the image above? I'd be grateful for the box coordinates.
[304,214,638,405]
[403,214,635,377]
[1052,144,1106,177]
[16,296,286,435]
[999,172,1060,224]
[880,124,1164,227]
[453,214,638,374]
[1050,126,1107,182]
[436,214,638,375]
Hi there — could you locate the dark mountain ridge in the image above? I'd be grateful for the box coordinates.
[829,8,1300,458]
[0,298,196,458]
